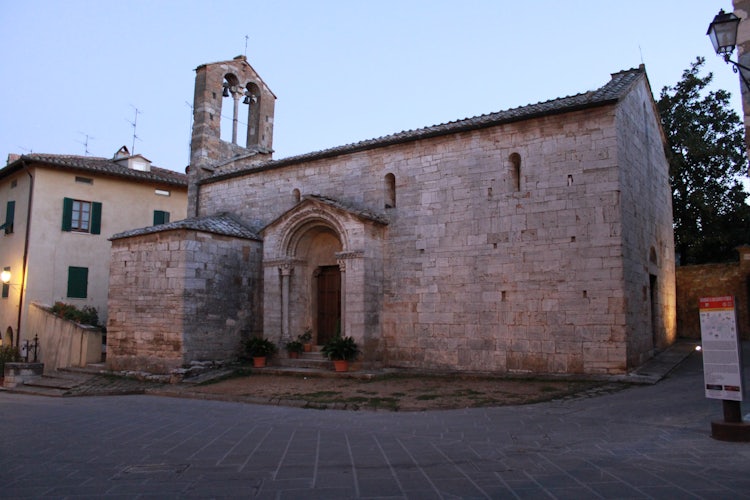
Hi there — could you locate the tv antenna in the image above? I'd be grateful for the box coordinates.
[244,35,249,57]
[127,105,142,154]
[77,132,95,156]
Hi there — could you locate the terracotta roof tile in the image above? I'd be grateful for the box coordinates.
[204,66,645,183]
[110,213,261,241]
[3,153,187,187]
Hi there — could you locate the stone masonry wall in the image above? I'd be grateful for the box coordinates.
[198,80,673,375]
[181,231,263,361]
[615,79,677,367]
[107,229,263,374]
[675,247,750,340]
[108,231,188,373]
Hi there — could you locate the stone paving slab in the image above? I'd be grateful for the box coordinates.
[2,346,750,499]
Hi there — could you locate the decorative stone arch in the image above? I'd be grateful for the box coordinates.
[280,212,351,260]
[261,196,388,365]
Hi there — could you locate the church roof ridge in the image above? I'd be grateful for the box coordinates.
[202,66,646,184]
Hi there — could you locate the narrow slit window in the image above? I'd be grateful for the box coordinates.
[384,173,396,208]
[509,153,521,192]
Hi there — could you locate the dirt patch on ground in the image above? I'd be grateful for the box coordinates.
[182,372,621,411]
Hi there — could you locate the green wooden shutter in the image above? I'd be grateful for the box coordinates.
[1,267,9,298]
[62,197,73,231]
[5,201,14,234]
[90,202,102,235]
[153,210,170,225]
[67,266,88,298]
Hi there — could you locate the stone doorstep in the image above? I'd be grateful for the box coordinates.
[0,384,69,397]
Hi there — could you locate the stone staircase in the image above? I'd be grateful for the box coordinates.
[0,370,94,397]
[274,347,333,371]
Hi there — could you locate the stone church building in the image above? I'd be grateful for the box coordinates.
[107,55,676,376]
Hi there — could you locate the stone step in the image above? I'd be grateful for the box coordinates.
[61,363,107,375]
[275,356,333,370]
[20,371,94,391]
[181,368,237,386]
[0,383,68,397]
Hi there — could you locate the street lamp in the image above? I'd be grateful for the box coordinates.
[707,9,750,89]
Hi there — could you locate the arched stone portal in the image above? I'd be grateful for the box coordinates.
[289,224,343,346]
[261,195,388,366]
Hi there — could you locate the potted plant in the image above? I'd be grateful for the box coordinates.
[321,335,359,372]
[285,339,304,359]
[243,337,277,368]
[299,328,313,352]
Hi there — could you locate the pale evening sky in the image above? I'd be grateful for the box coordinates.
[0,0,746,178]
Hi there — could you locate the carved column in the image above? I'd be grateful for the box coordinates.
[280,263,293,342]
[337,257,347,335]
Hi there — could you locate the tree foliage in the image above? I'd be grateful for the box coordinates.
[657,57,750,264]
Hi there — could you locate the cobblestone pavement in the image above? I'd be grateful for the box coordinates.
[2,349,750,499]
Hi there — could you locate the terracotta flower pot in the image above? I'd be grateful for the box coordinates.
[289,351,300,359]
[333,360,349,372]
[303,343,312,352]
[252,356,267,368]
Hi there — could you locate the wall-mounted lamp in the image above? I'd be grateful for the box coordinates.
[1,269,10,284]
[708,9,750,89]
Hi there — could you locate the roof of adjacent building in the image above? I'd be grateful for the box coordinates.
[203,65,647,184]
[110,212,261,241]
[1,153,188,187]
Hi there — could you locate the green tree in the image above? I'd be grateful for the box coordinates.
[657,57,750,264]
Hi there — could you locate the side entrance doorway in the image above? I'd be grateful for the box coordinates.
[317,265,341,345]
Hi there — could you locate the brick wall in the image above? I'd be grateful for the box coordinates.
[675,247,750,340]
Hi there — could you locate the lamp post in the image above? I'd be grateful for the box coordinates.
[708,9,750,89]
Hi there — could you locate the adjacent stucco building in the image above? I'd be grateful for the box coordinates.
[0,148,187,348]
[107,56,676,376]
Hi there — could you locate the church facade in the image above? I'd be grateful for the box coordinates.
[107,56,676,376]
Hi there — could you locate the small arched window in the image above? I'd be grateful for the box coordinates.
[384,173,396,208]
[293,188,301,203]
[509,153,521,192]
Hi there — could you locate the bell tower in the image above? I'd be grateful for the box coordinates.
[188,55,276,215]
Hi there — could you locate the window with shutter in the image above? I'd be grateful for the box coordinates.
[4,201,14,234]
[62,198,101,234]
[1,267,9,298]
[153,210,170,225]
[67,266,88,298]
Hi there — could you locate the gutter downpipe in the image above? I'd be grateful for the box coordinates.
[15,163,33,348]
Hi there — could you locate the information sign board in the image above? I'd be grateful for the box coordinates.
[699,296,744,401]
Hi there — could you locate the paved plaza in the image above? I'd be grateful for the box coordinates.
[1,350,750,499]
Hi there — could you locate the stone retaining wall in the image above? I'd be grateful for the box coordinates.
[675,247,750,340]
[25,303,102,371]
